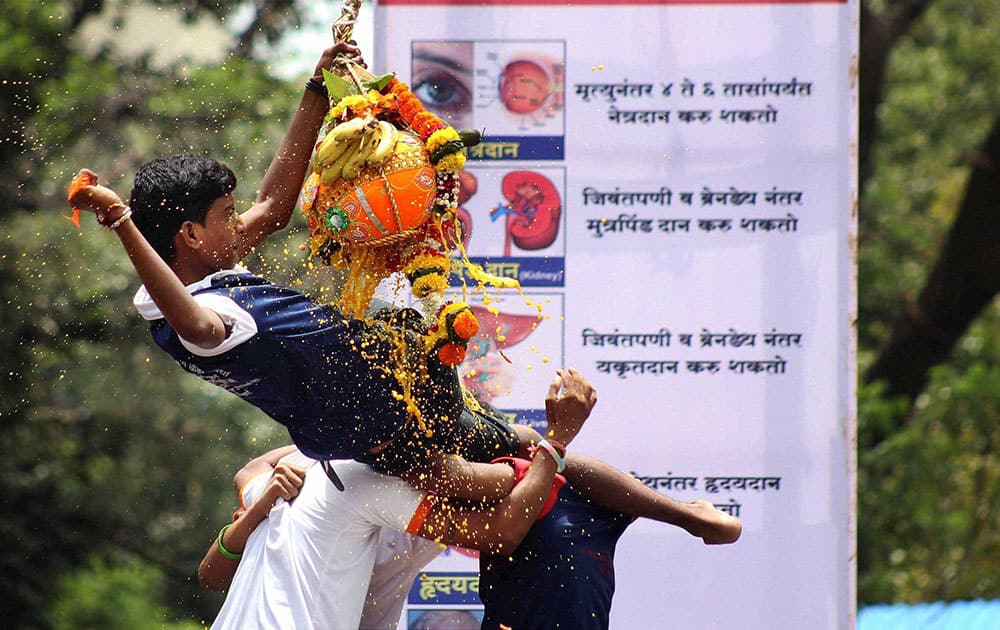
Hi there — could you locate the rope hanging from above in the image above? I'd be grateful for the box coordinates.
[332,0,361,48]
[329,0,377,92]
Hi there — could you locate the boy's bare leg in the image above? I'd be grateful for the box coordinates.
[563,451,742,545]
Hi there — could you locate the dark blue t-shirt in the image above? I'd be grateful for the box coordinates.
[150,272,462,460]
[479,483,634,630]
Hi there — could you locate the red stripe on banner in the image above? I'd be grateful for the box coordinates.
[379,0,846,5]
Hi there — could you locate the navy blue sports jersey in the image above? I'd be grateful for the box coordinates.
[151,272,462,460]
[480,483,634,630]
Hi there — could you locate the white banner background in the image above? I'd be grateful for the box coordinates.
[376,1,858,627]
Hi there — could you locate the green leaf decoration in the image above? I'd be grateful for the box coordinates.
[362,73,396,92]
[323,68,359,103]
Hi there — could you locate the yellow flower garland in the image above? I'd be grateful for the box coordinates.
[435,152,466,173]
[426,127,461,154]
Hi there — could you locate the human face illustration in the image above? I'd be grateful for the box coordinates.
[412,42,474,129]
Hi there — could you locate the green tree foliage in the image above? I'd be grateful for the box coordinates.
[859,314,1000,602]
[50,555,203,629]
[858,0,1000,605]
[0,0,313,625]
[860,0,1000,351]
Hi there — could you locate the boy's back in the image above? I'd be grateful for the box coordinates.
[137,268,461,460]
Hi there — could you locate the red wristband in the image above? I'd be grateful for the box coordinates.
[491,456,566,518]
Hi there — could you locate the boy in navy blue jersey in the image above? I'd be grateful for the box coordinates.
[479,482,632,630]
[68,42,520,500]
[68,45,743,551]
[479,452,741,629]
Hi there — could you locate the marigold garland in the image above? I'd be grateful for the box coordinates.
[435,152,466,173]
[299,71,489,367]
[426,128,461,154]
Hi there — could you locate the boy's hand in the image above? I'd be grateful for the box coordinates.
[258,462,306,512]
[67,169,127,221]
[543,368,597,446]
[686,500,743,545]
[314,41,366,77]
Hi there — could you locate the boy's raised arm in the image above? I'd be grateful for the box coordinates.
[415,369,596,553]
[238,42,363,254]
[68,174,229,349]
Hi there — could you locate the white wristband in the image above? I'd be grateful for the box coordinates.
[536,439,566,473]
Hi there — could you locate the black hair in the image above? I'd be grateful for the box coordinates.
[128,154,237,264]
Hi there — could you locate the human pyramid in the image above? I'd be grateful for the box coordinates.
[67,3,741,627]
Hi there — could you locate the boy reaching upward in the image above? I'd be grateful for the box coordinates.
[67,42,472,466]
[67,43,741,551]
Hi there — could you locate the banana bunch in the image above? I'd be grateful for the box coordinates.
[315,117,400,185]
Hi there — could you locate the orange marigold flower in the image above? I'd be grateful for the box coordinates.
[67,169,97,204]
[451,309,479,341]
[399,96,423,120]
[388,79,409,95]
[437,342,467,367]
[66,169,98,228]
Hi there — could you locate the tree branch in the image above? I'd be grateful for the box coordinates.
[859,0,937,187]
[859,3,892,187]
[866,112,1000,409]
[886,0,937,42]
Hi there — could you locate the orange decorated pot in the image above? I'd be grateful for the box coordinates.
[312,130,437,246]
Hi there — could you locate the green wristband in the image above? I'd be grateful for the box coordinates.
[217,523,242,560]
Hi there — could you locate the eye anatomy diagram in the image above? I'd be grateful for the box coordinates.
[411,40,566,161]
[411,41,475,132]
[480,48,565,134]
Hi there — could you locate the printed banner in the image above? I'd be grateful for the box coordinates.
[376,1,857,628]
